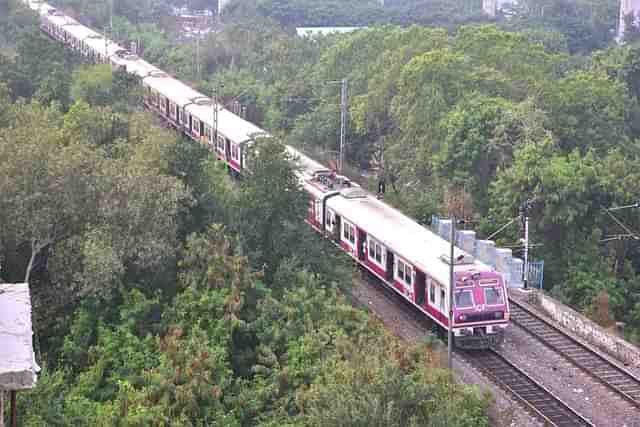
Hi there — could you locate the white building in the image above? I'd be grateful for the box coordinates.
[619,0,640,41]
[219,0,232,16]
[0,283,39,391]
[483,0,517,17]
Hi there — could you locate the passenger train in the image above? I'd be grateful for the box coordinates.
[19,0,510,349]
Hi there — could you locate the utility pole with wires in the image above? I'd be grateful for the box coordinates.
[110,0,113,36]
[520,202,530,289]
[213,84,223,147]
[601,202,640,278]
[602,202,640,241]
[326,79,349,173]
[339,78,348,174]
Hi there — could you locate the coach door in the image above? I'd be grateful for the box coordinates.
[357,229,367,261]
[225,139,231,161]
[415,270,426,306]
[333,215,342,243]
[386,251,394,282]
[188,114,193,133]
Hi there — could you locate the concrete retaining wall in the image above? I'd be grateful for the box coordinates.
[524,290,640,368]
[431,216,524,288]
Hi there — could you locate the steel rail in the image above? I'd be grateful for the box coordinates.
[509,298,640,411]
[463,349,594,427]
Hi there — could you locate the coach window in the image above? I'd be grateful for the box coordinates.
[342,221,355,246]
[193,119,200,135]
[367,237,384,266]
[396,259,413,286]
[440,289,446,311]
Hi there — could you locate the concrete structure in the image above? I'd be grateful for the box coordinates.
[482,0,517,17]
[483,0,498,16]
[296,27,366,38]
[432,216,525,288]
[0,283,38,391]
[619,0,640,41]
[218,0,232,16]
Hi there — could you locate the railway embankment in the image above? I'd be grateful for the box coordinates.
[510,289,640,370]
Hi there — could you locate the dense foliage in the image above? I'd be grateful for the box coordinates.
[1,4,491,425]
[50,0,640,341]
[4,0,640,421]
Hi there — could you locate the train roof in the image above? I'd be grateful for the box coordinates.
[327,189,490,286]
[285,146,329,177]
[42,10,78,27]
[187,102,268,145]
[83,35,126,57]
[25,1,54,15]
[143,73,206,107]
[111,55,160,78]
[63,22,102,42]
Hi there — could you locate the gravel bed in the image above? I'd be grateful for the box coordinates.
[510,289,640,380]
[349,278,543,427]
[499,313,640,426]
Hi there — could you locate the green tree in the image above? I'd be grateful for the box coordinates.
[543,70,629,153]
[234,137,308,283]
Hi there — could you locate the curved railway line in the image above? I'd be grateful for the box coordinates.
[509,298,640,411]
[356,270,594,426]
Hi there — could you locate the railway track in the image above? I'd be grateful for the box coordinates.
[355,270,594,426]
[509,299,640,411]
[463,349,594,426]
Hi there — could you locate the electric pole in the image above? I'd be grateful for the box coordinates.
[520,201,531,289]
[448,217,455,371]
[110,0,113,36]
[339,79,348,174]
[213,86,218,146]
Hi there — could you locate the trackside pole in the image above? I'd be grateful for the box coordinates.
[448,217,455,370]
[523,215,529,289]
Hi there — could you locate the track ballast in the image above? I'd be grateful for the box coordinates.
[510,299,640,410]
[463,349,594,426]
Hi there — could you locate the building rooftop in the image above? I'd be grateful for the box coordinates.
[0,283,39,390]
[296,27,367,37]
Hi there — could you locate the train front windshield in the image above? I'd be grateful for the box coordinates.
[454,290,475,309]
[484,286,504,305]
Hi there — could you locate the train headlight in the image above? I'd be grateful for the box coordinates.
[458,314,467,322]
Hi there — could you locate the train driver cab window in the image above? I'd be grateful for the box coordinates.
[454,290,475,309]
[367,237,384,266]
[342,221,355,246]
[485,287,504,305]
[396,259,413,286]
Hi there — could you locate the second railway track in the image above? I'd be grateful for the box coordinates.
[510,298,640,410]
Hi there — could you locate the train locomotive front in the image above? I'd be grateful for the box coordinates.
[452,270,509,350]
